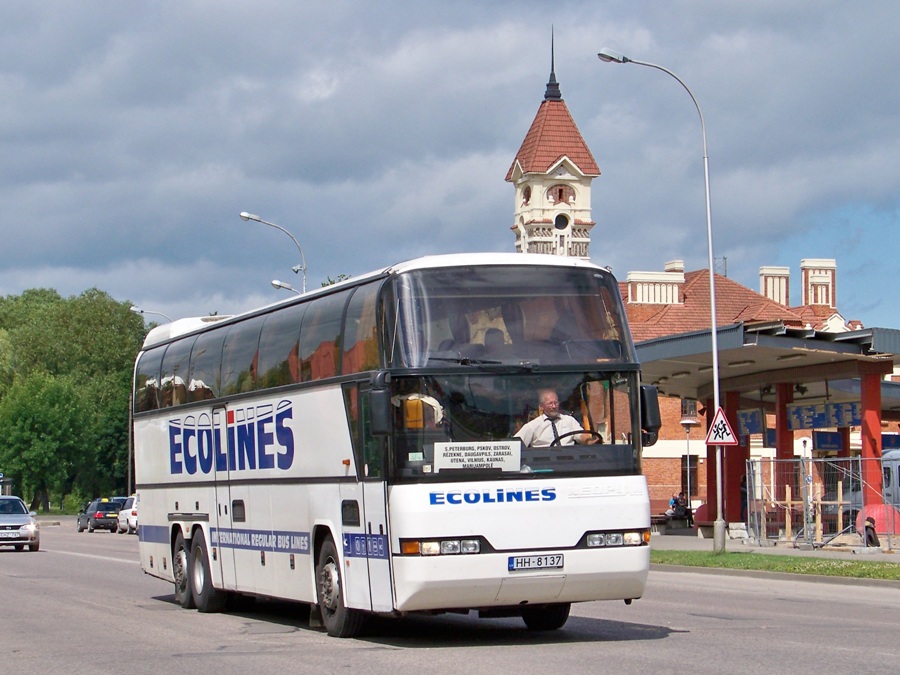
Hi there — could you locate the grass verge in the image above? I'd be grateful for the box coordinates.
[651,549,900,580]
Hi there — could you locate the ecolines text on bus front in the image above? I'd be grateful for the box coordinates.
[168,400,295,475]
[429,487,556,505]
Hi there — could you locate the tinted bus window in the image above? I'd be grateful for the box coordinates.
[189,329,226,402]
[134,346,165,412]
[343,283,381,374]
[300,290,352,381]
[221,315,266,396]
[160,336,196,407]
[258,303,305,389]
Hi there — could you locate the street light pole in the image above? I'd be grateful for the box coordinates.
[240,212,308,294]
[598,48,724,551]
[130,306,173,323]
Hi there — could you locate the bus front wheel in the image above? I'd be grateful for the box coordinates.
[521,603,571,631]
[191,529,226,613]
[173,531,196,609]
[315,538,364,638]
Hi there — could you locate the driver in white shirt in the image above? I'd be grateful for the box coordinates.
[515,390,598,447]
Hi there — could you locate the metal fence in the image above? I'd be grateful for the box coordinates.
[745,456,899,549]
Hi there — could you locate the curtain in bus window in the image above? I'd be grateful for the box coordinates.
[299,290,351,381]
[160,337,196,407]
[342,283,380,374]
[188,330,226,402]
[257,303,304,389]
[134,346,165,412]
[221,315,266,396]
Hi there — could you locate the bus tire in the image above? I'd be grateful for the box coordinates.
[191,529,226,613]
[173,531,196,609]
[521,603,571,631]
[315,538,364,638]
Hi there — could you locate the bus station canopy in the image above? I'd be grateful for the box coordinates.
[635,322,900,422]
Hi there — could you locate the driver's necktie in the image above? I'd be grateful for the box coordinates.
[549,417,560,444]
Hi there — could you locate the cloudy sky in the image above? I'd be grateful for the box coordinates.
[2,2,898,329]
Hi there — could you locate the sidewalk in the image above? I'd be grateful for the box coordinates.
[651,526,900,564]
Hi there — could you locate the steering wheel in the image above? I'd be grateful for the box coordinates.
[550,429,604,447]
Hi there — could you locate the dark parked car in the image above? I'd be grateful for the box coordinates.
[0,495,40,551]
[77,498,120,533]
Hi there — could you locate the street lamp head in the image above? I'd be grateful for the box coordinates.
[239,211,259,222]
[597,48,629,64]
[271,279,301,295]
[130,306,173,322]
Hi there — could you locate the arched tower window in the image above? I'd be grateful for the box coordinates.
[547,184,575,204]
[522,186,531,206]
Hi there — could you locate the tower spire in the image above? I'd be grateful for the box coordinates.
[544,27,561,101]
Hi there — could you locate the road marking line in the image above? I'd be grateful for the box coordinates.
[45,549,140,565]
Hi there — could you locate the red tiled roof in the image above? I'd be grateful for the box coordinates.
[505,99,600,181]
[623,269,807,343]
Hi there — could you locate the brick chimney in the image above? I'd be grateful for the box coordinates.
[759,266,790,306]
[800,259,836,307]
[626,260,685,304]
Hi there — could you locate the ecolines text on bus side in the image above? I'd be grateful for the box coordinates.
[168,400,295,475]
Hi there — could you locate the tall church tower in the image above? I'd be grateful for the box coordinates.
[506,44,599,259]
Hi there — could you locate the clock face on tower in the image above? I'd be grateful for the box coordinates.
[554,214,569,230]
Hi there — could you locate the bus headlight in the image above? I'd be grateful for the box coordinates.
[623,532,643,546]
[420,542,441,556]
[402,538,482,556]
[586,530,647,547]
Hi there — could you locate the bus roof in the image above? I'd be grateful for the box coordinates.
[139,253,613,349]
[384,252,609,275]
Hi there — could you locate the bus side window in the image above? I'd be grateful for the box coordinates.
[160,337,195,408]
[342,283,381,374]
[134,346,165,412]
[300,290,352,381]
[258,303,304,388]
[221,315,266,395]
[189,330,226,402]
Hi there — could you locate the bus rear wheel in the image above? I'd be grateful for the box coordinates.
[191,529,226,613]
[315,538,364,638]
[173,531,196,609]
[521,603,571,631]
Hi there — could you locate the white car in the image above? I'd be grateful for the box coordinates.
[116,495,138,534]
[0,495,40,551]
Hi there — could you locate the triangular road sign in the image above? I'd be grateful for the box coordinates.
[705,407,739,446]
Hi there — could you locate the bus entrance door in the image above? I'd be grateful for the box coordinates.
[339,481,393,613]
[362,481,393,612]
[212,406,237,591]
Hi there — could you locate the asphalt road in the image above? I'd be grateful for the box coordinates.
[2,520,899,674]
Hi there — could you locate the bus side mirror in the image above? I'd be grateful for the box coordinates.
[369,371,392,436]
[640,385,661,448]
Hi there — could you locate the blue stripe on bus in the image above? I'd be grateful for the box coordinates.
[211,527,311,554]
[139,524,170,544]
[342,533,389,560]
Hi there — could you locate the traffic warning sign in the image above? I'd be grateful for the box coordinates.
[705,407,739,446]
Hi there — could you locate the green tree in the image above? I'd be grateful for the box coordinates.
[0,288,147,506]
[0,329,13,398]
[0,372,91,511]
[8,288,145,379]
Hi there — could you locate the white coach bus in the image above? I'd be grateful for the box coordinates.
[132,253,661,637]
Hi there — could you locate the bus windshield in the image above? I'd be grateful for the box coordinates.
[389,265,633,368]
[389,371,640,482]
